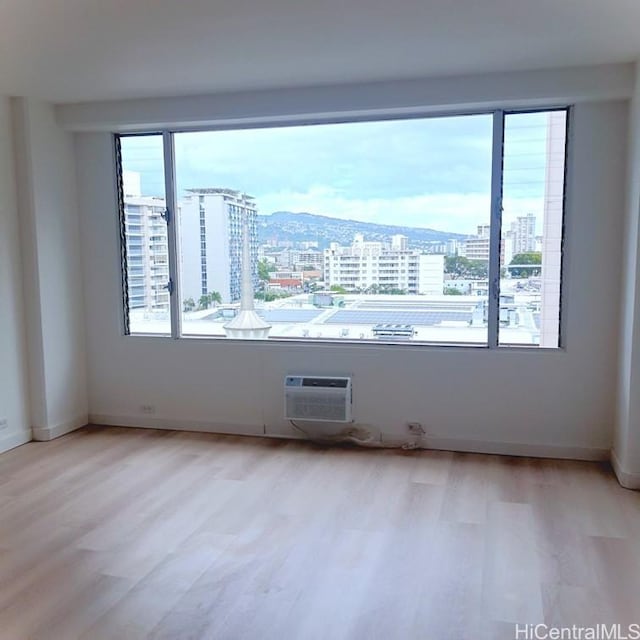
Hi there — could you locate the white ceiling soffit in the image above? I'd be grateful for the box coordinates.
[56,64,634,132]
[1,0,640,104]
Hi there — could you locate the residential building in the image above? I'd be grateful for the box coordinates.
[446,238,461,255]
[122,171,170,312]
[179,188,258,303]
[292,249,324,271]
[276,247,325,272]
[459,228,507,264]
[324,235,444,294]
[511,213,537,254]
[391,234,408,250]
[476,224,491,238]
[462,236,490,261]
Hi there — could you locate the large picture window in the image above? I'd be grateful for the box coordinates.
[116,108,568,347]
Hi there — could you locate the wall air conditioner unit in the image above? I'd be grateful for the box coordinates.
[284,376,352,423]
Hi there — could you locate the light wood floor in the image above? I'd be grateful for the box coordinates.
[0,427,639,640]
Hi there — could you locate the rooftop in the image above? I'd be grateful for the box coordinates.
[185,188,255,200]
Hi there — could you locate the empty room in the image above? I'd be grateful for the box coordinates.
[1,1,640,638]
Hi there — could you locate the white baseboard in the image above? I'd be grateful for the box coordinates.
[0,429,32,454]
[611,449,640,490]
[90,415,609,462]
[89,414,264,438]
[380,433,610,461]
[32,415,88,441]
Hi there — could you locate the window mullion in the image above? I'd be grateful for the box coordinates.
[163,131,182,339]
[488,111,505,348]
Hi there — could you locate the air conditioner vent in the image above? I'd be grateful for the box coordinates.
[284,376,352,423]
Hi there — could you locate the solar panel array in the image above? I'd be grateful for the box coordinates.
[324,310,472,326]
[202,308,473,326]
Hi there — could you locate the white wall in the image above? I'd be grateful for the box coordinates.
[12,98,88,440]
[76,100,627,460]
[614,64,640,488]
[0,97,31,453]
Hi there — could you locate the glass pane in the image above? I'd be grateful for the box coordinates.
[119,135,171,335]
[500,110,567,347]
[174,115,493,344]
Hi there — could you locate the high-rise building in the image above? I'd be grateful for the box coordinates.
[324,235,444,294]
[446,238,460,256]
[512,213,537,254]
[179,188,259,303]
[390,234,408,251]
[122,172,170,312]
[476,224,491,239]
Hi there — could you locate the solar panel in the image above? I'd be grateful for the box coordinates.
[324,310,472,326]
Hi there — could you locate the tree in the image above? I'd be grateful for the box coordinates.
[183,297,196,312]
[257,258,273,282]
[330,285,348,294]
[197,291,222,310]
[445,256,488,279]
[255,290,292,302]
[509,252,542,277]
[444,286,463,295]
[381,287,407,295]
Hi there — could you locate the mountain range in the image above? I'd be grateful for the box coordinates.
[257,211,468,249]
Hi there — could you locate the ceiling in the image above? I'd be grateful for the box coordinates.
[1,0,639,104]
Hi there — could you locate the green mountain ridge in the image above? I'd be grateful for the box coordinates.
[257,211,469,249]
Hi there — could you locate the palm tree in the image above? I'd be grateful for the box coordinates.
[208,291,222,306]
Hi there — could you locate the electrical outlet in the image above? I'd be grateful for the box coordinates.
[140,405,156,415]
[0,418,8,431]
[407,422,426,435]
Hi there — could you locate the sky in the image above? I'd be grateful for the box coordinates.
[120,111,564,236]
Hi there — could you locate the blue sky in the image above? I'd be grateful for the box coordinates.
[120,111,559,235]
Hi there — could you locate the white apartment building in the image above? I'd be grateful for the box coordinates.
[179,188,259,303]
[512,213,537,254]
[122,171,170,312]
[458,225,501,263]
[324,234,444,294]
[275,247,324,271]
[461,237,490,261]
[458,224,489,260]
[293,250,324,270]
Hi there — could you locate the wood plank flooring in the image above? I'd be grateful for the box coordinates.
[0,426,639,639]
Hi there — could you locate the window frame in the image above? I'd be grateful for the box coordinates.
[115,105,571,350]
